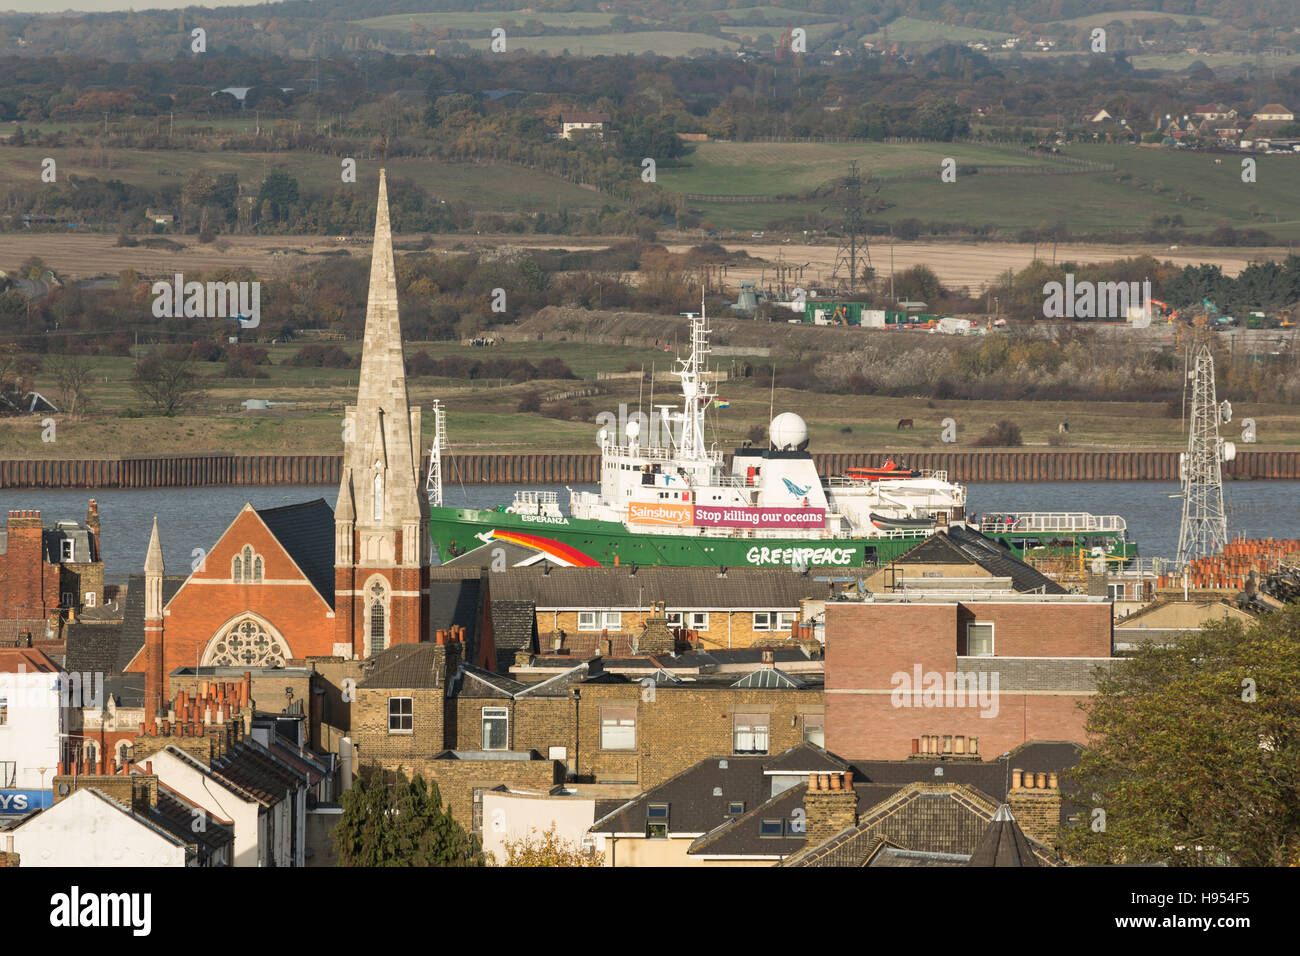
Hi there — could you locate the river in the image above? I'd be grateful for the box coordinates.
[2,481,1295,584]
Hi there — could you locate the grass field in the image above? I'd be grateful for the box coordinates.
[1053,9,1221,28]
[658,141,1050,197]
[354,10,616,31]
[669,142,1300,239]
[0,146,616,214]
[465,31,739,56]
[720,23,839,42]
[862,17,995,43]
[6,336,1299,457]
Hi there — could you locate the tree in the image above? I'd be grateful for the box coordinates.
[501,824,604,866]
[257,170,299,222]
[1062,609,1300,866]
[48,354,92,417]
[335,767,487,867]
[130,350,206,415]
[972,419,1022,446]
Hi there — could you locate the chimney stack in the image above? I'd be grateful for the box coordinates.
[1007,767,1063,849]
[803,770,858,846]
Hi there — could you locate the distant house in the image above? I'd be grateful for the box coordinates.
[1088,109,1112,124]
[560,111,611,140]
[145,208,176,226]
[1193,103,1237,120]
[1252,103,1294,122]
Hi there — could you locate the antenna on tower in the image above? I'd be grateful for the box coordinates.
[1176,342,1233,567]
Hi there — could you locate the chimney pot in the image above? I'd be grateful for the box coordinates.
[955,735,965,754]
[942,735,952,754]
[969,736,978,755]
[1036,772,1048,789]
[818,773,830,791]
[911,737,919,755]
[829,772,841,791]
[1011,769,1023,789]
[808,773,819,791]
[145,761,152,774]
[1047,772,1058,790]
[843,770,853,791]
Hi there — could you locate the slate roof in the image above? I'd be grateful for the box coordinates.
[442,540,537,568]
[255,499,335,608]
[688,782,809,858]
[358,643,449,690]
[429,571,485,657]
[65,621,126,677]
[898,528,1066,594]
[455,663,529,699]
[591,743,840,839]
[110,576,186,673]
[491,600,537,672]
[967,804,1040,867]
[486,566,832,609]
[103,671,145,708]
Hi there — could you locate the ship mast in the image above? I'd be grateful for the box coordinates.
[674,301,716,462]
[425,398,446,507]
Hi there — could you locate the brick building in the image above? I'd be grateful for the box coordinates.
[823,583,1114,759]
[350,631,825,830]
[483,565,832,652]
[0,501,104,638]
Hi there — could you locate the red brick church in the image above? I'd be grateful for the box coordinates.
[128,170,491,718]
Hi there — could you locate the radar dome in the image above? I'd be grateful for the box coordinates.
[625,420,641,440]
[769,412,809,451]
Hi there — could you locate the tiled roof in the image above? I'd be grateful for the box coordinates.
[485,566,831,610]
[763,742,850,775]
[429,572,484,655]
[104,671,145,708]
[0,647,60,673]
[208,740,306,806]
[256,499,335,608]
[154,783,234,853]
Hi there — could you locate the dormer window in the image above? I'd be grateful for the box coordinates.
[60,539,74,562]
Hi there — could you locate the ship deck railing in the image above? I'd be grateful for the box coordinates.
[977,512,1127,534]
[604,443,723,465]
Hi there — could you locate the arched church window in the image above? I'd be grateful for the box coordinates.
[205,617,290,668]
[369,580,388,652]
[253,556,264,583]
[242,546,254,582]
[232,554,242,581]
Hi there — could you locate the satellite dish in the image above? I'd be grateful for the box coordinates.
[1223,441,1236,462]
[625,420,640,440]
[1220,400,1232,423]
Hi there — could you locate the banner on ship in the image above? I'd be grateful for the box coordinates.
[693,505,825,529]
[627,502,694,526]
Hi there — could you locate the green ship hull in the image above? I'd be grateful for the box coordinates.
[428,506,1137,569]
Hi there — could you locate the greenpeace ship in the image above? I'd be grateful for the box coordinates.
[426,309,977,569]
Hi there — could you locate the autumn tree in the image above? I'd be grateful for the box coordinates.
[48,354,93,417]
[1062,608,1300,866]
[335,767,486,867]
[501,824,604,867]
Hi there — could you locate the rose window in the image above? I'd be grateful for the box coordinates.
[206,618,289,667]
